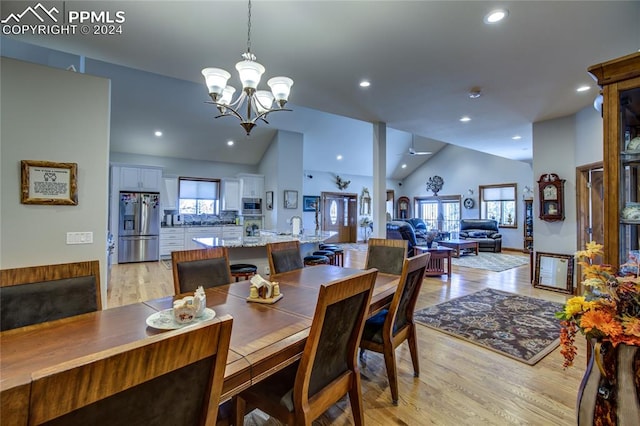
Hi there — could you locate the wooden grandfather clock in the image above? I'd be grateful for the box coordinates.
[537,173,565,222]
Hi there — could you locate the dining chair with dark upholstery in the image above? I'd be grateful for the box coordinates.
[171,247,232,295]
[266,240,304,275]
[359,253,430,405]
[233,269,378,426]
[364,238,408,275]
[28,315,233,426]
[0,260,101,332]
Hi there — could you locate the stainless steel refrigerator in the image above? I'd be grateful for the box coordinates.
[118,192,161,263]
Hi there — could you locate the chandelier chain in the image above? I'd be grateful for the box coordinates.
[246,0,252,54]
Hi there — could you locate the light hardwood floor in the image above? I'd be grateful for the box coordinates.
[108,248,585,425]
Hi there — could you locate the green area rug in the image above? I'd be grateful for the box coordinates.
[450,251,529,272]
[414,288,563,365]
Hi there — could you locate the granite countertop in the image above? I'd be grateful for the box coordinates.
[193,231,335,248]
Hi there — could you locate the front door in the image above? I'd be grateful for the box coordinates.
[322,192,357,243]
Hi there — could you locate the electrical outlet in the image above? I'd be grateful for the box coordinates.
[264,266,270,276]
[66,232,94,244]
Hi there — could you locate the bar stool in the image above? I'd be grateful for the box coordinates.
[313,250,335,266]
[230,264,258,282]
[303,255,330,266]
[318,245,344,267]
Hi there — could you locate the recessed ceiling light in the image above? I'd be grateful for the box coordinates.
[576,85,591,92]
[336,154,343,160]
[469,88,482,98]
[459,116,471,122]
[359,80,370,88]
[484,9,509,24]
[401,164,407,169]
[227,140,234,146]
[154,130,163,137]
[512,135,522,140]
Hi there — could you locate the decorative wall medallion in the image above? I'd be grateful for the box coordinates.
[426,175,444,196]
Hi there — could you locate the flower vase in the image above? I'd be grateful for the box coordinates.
[577,340,640,425]
[426,241,433,248]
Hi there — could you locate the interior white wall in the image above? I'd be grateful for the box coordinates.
[532,115,578,257]
[256,130,304,232]
[0,57,110,304]
[401,145,533,250]
[109,152,256,178]
[258,133,278,230]
[575,106,604,167]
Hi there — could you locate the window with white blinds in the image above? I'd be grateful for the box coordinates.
[178,177,221,215]
[480,183,517,227]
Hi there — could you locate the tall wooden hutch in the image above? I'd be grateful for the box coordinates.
[589,52,640,266]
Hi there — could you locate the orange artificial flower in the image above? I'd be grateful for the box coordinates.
[556,242,640,369]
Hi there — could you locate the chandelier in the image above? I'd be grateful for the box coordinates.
[201,0,294,136]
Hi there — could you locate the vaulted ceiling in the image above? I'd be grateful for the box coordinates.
[2,1,638,180]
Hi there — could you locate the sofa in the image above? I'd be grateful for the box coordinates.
[458,219,502,252]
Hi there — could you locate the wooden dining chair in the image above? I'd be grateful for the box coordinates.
[171,247,232,294]
[233,269,378,426]
[27,315,233,426]
[0,260,101,332]
[359,253,430,405]
[266,240,303,275]
[364,238,408,275]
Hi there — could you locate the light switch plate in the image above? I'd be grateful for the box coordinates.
[66,232,94,244]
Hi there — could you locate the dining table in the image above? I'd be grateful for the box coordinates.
[0,265,399,425]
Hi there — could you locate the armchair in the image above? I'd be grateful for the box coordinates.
[386,221,418,257]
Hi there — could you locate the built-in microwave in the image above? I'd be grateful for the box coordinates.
[242,197,262,215]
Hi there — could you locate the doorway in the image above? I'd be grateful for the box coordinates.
[386,190,394,221]
[576,162,604,294]
[321,192,357,243]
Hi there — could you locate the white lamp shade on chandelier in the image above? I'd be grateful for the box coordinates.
[202,63,293,108]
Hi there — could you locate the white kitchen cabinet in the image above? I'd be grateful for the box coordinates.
[221,178,241,211]
[160,227,185,258]
[184,226,222,250]
[222,225,243,239]
[160,178,178,209]
[119,166,162,191]
[238,174,264,198]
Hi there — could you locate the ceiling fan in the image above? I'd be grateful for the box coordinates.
[405,135,431,156]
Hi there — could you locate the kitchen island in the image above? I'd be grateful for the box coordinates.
[193,231,336,275]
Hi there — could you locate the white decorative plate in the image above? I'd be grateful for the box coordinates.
[146,308,216,330]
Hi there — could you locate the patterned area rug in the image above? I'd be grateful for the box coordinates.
[414,288,563,365]
[450,251,529,272]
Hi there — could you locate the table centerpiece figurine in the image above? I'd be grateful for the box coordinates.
[247,274,283,304]
[555,241,640,425]
[173,297,198,324]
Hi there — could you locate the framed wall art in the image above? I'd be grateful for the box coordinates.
[284,190,298,209]
[303,195,320,212]
[21,160,78,205]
